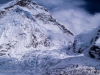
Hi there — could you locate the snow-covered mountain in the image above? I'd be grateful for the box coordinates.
[0,0,74,58]
[0,0,100,75]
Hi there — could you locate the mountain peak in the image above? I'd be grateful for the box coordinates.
[0,0,74,58]
[16,0,32,6]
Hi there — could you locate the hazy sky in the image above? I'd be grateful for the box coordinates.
[0,0,100,35]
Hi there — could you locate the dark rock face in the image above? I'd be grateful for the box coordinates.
[89,45,100,59]
[16,0,32,6]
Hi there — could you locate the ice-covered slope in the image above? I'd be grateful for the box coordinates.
[0,0,74,58]
[73,26,100,53]
[72,25,100,60]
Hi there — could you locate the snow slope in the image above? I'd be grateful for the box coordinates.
[0,0,100,75]
[0,0,74,58]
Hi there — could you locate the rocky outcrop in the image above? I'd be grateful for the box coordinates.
[89,45,100,59]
